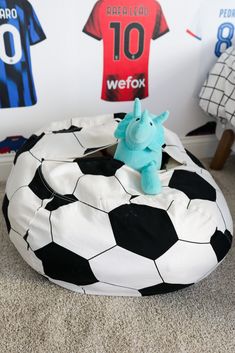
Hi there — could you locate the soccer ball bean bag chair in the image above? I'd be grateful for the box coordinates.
[2,114,233,296]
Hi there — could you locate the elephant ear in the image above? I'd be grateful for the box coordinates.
[148,111,169,151]
[153,111,170,125]
[114,113,134,139]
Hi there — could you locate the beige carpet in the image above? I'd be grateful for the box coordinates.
[0,156,234,353]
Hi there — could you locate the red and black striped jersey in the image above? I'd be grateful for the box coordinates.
[83,0,169,102]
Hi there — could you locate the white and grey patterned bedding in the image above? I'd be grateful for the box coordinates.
[199,46,235,129]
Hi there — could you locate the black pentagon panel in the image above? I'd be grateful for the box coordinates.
[14,133,45,164]
[161,151,170,170]
[139,282,193,296]
[130,195,139,201]
[52,126,82,134]
[185,150,206,169]
[2,195,10,233]
[84,147,108,155]
[75,157,124,176]
[210,229,233,262]
[35,243,98,286]
[45,195,78,212]
[109,204,178,260]
[28,167,54,200]
[169,170,216,201]
[114,112,126,121]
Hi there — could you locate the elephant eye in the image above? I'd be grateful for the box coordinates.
[150,122,153,126]
[136,118,140,121]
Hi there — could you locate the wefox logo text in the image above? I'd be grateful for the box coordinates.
[107,76,146,90]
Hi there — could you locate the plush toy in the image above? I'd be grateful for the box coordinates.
[114,98,169,195]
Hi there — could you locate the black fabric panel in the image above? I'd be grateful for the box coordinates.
[75,157,124,176]
[210,229,233,262]
[2,195,10,233]
[14,133,45,164]
[109,204,178,260]
[45,195,78,212]
[161,151,170,170]
[114,113,126,120]
[186,122,216,136]
[35,243,98,286]
[84,147,108,155]
[169,170,216,201]
[28,167,54,200]
[52,126,82,134]
[139,282,193,296]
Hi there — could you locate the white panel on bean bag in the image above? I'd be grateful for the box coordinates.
[6,152,41,199]
[115,165,142,196]
[74,175,131,213]
[167,199,225,243]
[131,187,189,212]
[82,282,141,297]
[89,246,162,290]
[8,187,42,235]
[41,161,83,196]
[27,208,52,251]
[156,241,218,284]
[76,120,117,149]
[51,202,116,260]
[30,133,85,161]
[9,229,44,275]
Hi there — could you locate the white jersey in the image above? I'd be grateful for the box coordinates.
[187,0,235,92]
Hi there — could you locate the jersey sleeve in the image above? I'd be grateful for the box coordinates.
[26,1,46,45]
[83,1,102,41]
[186,2,203,41]
[152,2,170,40]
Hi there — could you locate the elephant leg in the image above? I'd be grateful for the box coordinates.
[140,162,161,195]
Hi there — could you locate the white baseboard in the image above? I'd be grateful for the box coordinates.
[181,134,218,159]
[0,135,218,183]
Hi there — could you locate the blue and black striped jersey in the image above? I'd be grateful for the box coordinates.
[0,0,46,109]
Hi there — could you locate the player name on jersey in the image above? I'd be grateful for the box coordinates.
[219,8,235,18]
[106,6,149,17]
[0,8,17,19]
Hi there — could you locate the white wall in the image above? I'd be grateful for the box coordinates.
[0,0,232,141]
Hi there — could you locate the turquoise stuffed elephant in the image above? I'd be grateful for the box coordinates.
[114,98,169,195]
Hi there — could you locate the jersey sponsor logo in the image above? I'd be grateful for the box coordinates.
[0,8,17,20]
[106,76,145,90]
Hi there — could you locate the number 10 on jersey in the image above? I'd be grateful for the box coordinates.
[110,22,144,61]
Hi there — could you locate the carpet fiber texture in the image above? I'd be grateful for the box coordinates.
[0,156,234,353]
